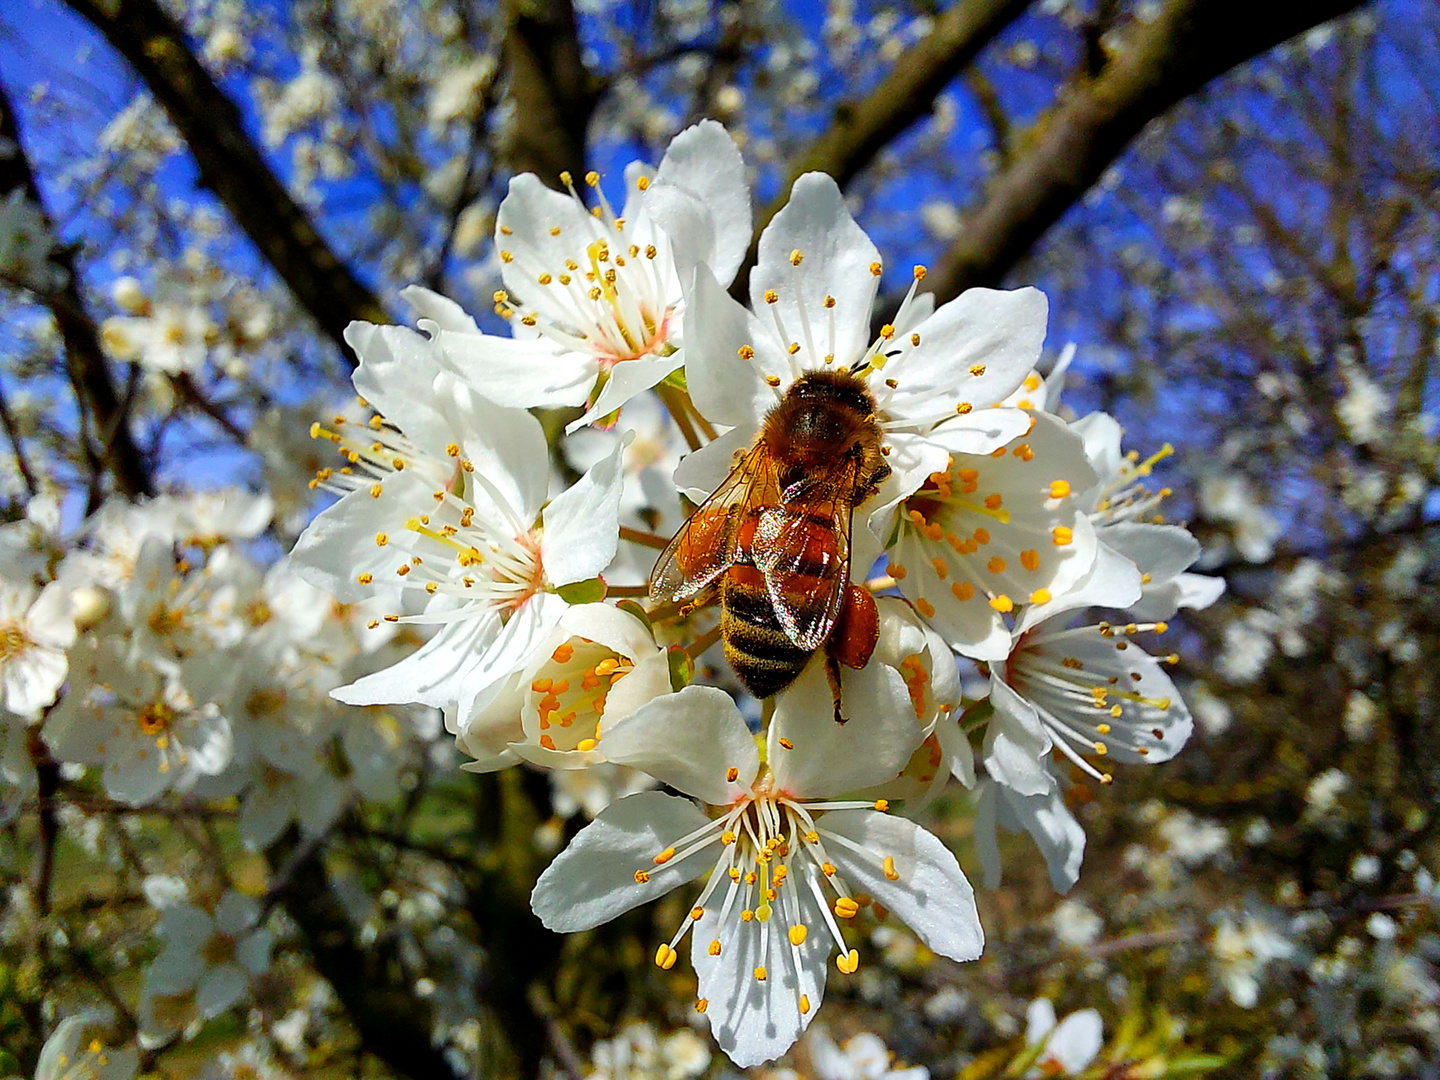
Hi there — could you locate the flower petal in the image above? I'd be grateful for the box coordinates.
[530,790,713,932]
[564,353,686,434]
[751,174,879,367]
[770,658,920,799]
[982,676,1055,797]
[684,263,771,428]
[691,885,831,1068]
[542,437,627,587]
[890,287,1048,414]
[437,331,599,409]
[818,809,984,962]
[602,685,758,803]
[650,119,751,286]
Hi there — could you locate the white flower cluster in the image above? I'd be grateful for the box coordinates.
[0,482,427,1038]
[277,120,1221,1068]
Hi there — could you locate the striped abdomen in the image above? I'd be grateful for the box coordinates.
[720,565,813,699]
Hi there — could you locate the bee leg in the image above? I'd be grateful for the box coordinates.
[825,652,848,725]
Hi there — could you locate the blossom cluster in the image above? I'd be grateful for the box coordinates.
[0,482,422,1044]
[276,121,1222,1067]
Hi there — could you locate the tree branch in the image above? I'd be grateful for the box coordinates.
[736,0,1032,293]
[266,829,464,1080]
[64,0,388,363]
[927,0,1369,305]
[500,0,599,187]
[0,78,154,500]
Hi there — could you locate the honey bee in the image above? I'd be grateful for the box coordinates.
[649,369,891,721]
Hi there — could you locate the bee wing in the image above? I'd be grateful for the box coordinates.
[750,462,859,652]
[648,443,780,604]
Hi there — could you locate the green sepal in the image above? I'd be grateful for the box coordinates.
[667,645,694,692]
[556,577,607,605]
[614,599,653,633]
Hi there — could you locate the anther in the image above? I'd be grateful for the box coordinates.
[883,856,899,881]
[789,248,804,265]
[789,925,808,946]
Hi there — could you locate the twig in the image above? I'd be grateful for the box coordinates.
[0,377,38,495]
[619,525,672,550]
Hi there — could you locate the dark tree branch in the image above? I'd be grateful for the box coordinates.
[0,78,153,500]
[501,0,599,187]
[267,830,464,1080]
[0,377,38,496]
[927,0,1369,305]
[64,0,388,363]
[736,0,1032,294]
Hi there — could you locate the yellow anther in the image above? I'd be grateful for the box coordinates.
[880,323,895,339]
[738,344,755,360]
[357,572,373,585]
[1095,740,1110,755]
[741,908,754,921]
[869,261,882,276]
[585,170,600,186]
[822,862,837,877]
[655,943,677,969]
[722,830,737,845]
[1052,526,1074,546]
[956,402,973,414]
[709,939,722,956]
[1155,621,1170,634]
[989,594,1014,613]
[913,264,927,280]
[764,289,779,304]
[634,869,650,883]
[1030,588,1052,604]
[754,965,767,981]
[799,994,811,1014]
[789,248,804,265]
[691,906,704,921]
[765,375,781,387]
[653,847,676,865]
[726,766,739,782]
[375,533,388,546]
[873,799,889,811]
[1049,480,1072,499]
[778,737,794,750]
[834,896,859,919]
[883,856,899,881]
[576,738,598,752]
[823,295,836,308]
[987,557,1007,574]
[789,925,808,946]
[837,949,860,973]
[788,342,801,355]
[969,364,986,377]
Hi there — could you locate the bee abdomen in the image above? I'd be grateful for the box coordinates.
[720,574,811,699]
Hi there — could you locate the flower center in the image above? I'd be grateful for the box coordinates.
[245,687,288,718]
[531,638,634,753]
[495,172,677,365]
[138,701,174,736]
[203,932,238,967]
[0,622,29,661]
